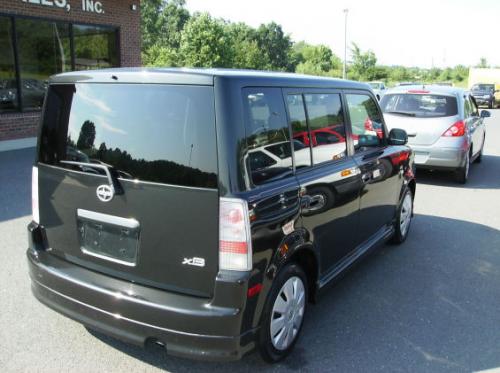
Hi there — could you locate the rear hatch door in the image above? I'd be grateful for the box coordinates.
[37,82,219,297]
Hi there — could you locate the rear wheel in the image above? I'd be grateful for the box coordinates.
[391,188,413,244]
[258,263,307,363]
[455,151,470,184]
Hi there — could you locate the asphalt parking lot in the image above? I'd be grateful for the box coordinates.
[1,111,500,373]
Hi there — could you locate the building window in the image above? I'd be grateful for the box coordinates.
[0,15,119,114]
[74,25,119,70]
[17,19,71,111]
[0,16,18,113]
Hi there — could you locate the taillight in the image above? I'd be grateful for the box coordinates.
[219,197,252,271]
[32,166,39,224]
[442,121,465,137]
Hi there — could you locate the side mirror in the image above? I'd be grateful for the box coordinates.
[388,128,408,145]
[480,110,491,118]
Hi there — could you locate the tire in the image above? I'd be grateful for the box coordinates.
[455,150,470,184]
[391,188,413,244]
[258,263,308,363]
[475,136,485,163]
[488,100,493,109]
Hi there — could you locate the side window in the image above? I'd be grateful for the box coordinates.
[464,97,471,118]
[242,88,292,186]
[286,94,312,169]
[304,93,347,164]
[469,96,479,117]
[346,93,384,152]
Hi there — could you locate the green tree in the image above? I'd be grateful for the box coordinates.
[349,42,377,80]
[227,23,270,69]
[76,121,96,151]
[179,13,233,67]
[476,57,489,68]
[255,22,294,71]
[141,0,189,50]
[143,44,179,66]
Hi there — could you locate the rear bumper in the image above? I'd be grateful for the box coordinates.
[27,226,256,361]
[411,142,468,170]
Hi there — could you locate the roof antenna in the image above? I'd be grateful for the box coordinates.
[111,75,118,81]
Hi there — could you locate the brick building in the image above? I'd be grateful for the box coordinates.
[0,0,141,151]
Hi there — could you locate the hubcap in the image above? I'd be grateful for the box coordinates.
[399,192,412,236]
[270,276,305,351]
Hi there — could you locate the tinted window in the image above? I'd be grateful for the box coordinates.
[464,96,471,117]
[287,94,312,168]
[39,84,217,188]
[73,25,118,70]
[469,96,479,116]
[380,93,458,118]
[242,88,292,186]
[346,93,384,151]
[0,17,18,113]
[16,19,71,110]
[304,93,347,164]
[472,84,494,92]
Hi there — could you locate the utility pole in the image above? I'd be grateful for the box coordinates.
[343,8,349,79]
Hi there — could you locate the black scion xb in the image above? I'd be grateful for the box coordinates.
[28,68,416,362]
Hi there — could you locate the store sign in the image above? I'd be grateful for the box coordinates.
[21,0,105,14]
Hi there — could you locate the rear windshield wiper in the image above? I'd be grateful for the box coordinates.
[385,111,416,117]
[60,160,123,195]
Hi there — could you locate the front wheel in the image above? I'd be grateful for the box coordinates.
[258,263,308,363]
[488,100,493,109]
[391,188,413,244]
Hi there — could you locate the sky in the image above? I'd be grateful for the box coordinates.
[185,0,500,68]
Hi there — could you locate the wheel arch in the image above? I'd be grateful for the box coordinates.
[288,247,319,303]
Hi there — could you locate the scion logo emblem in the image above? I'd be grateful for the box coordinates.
[96,185,114,202]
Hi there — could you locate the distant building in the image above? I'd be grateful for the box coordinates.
[0,0,141,151]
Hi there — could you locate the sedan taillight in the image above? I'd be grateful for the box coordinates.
[442,121,465,137]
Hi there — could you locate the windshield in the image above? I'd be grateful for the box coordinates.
[472,84,494,91]
[380,94,458,118]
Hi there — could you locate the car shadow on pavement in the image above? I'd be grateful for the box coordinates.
[0,147,35,222]
[416,155,500,189]
[86,214,500,373]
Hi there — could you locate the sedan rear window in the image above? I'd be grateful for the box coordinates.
[39,83,217,188]
[380,94,458,118]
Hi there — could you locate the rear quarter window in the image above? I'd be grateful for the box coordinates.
[39,83,218,188]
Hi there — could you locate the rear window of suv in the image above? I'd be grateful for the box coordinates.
[39,83,217,188]
[380,94,458,118]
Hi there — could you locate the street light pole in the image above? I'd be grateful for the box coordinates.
[343,8,348,80]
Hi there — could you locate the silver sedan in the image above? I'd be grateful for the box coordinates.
[380,85,489,183]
